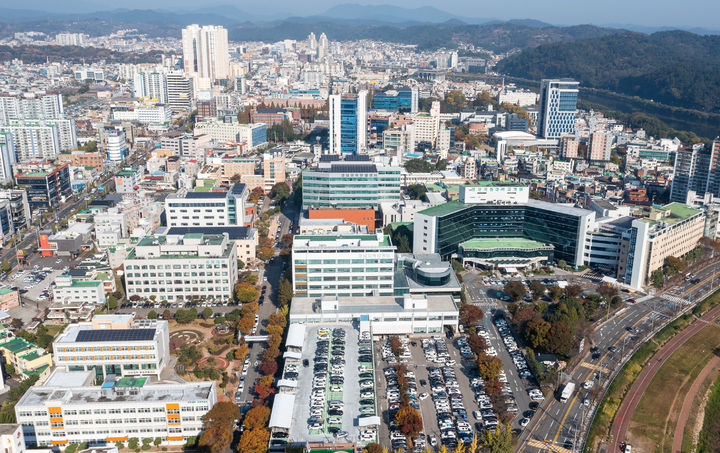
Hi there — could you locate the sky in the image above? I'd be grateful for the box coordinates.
[9,0,720,29]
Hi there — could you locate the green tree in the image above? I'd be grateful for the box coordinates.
[174,308,198,324]
[528,280,546,301]
[153,438,161,447]
[404,158,433,173]
[278,277,293,306]
[269,182,290,204]
[127,438,139,450]
[558,259,567,269]
[1,260,10,273]
[202,307,213,320]
[652,269,665,288]
[503,281,526,302]
[444,90,467,113]
[237,259,245,270]
[148,310,157,319]
[549,285,564,302]
[4,363,15,376]
[406,184,427,200]
[524,317,551,349]
[106,294,118,311]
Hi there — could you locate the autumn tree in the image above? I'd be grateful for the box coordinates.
[476,353,504,380]
[256,247,275,261]
[484,378,504,395]
[394,405,423,439]
[237,428,270,453]
[242,405,270,430]
[545,322,574,356]
[198,402,239,453]
[564,284,583,299]
[237,316,254,335]
[524,317,551,350]
[597,283,618,301]
[503,281,526,302]
[254,382,275,400]
[512,305,537,332]
[235,282,259,304]
[262,345,280,361]
[258,360,278,376]
[480,424,513,453]
[459,304,484,327]
[467,333,487,356]
[234,343,249,360]
[268,312,287,328]
[549,285,565,301]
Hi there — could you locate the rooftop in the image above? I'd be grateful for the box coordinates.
[460,237,551,250]
[467,181,527,188]
[294,234,392,247]
[647,202,702,225]
[418,200,469,217]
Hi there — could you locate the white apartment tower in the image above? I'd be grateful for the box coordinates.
[181,25,230,88]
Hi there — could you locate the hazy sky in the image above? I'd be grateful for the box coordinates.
[14,0,720,29]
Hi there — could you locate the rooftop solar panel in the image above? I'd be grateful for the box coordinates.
[75,329,156,343]
[330,163,377,173]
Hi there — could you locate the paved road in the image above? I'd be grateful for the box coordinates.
[610,303,720,452]
[519,259,720,453]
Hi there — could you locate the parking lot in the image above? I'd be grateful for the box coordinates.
[289,324,377,445]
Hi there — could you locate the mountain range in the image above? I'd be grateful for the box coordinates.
[0,3,717,35]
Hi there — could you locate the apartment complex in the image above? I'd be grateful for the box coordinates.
[291,231,396,300]
[164,183,248,228]
[182,24,229,84]
[52,315,170,379]
[619,203,705,289]
[124,233,238,301]
[16,370,216,448]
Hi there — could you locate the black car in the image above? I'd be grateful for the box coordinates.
[303,359,309,367]
[360,399,374,405]
[328,409,343,416]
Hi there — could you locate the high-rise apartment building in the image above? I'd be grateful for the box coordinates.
[133,72,168,103]
[329,91,368,155]
[106,129,128,162]
[669,143,715,203]
[55,33,86,46]
[0,94,64,123]
[181,25,230,86]
[166,71,194,112]
[559,135,579,159]
[0,132,15,184]
[412,101,441,148]
[263,151,286,186]
[588,131,612,161]
[538,79,579,139]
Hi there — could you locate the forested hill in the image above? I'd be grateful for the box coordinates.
[495,31,720,112]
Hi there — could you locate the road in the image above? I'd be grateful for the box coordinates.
[518,259,720,453]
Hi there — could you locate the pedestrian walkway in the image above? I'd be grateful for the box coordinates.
[527,438,573,453]
[661,294,689,305]
[579,362,611,374]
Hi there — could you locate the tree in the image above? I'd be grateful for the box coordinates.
[545,322,574,356]
[610,295,624,307]
[524,318,551,349]
[549,285,564,302]
[597,283,618,301]
[174,308,198,324]
[281,234,293,247]
[277,277,294,306]
[202,307,213,320]
[147,310,157,320]
[198,425,232,453]
[394,405,423,439]
[256,247,274,261]
[237,428,270,453]
[363,443,384,453]
[268,312,287,328]
[459,304,484,327]
[529,281,546,301]
[652,269,665,288]
[476,353,504,380]
[153,438,161,447]
[503,281,526,302]
[202,401,239,429]
[128,438,139,450]
[163,309,172,320]
[484,377,505,396]
[665,255,685,275]
[234,343,249,361]
[235,282,259,304]
[564,284,583,299]
[444,90,467,113]
[480,424,513,453]
[243,405,271,430]
[262,345,280,361]
[254,382,275,400]
[1,260,10,273]
[259,360,278,376]
[269,182,291,204]
[407,184,427,200]
[467,333,487,356]
[237,316,254,335]
[404,158,434,173]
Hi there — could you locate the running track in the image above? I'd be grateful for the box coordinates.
[609,303,720,452]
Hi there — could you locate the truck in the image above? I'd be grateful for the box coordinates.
[560,382,575,403]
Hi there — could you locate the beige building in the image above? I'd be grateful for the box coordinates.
[263,151,286,189]
[560,135,579,159]
[619,203,705,289]
[588,131,612,161]
[181,24,229,87]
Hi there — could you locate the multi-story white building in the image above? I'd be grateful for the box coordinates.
[56,33,87,46]
[52,274,105,307]
[124,233,238,302]
[164,183,248,228]
[497,89,539,107]
[112,105,171,126]
[106,129,128,162]
[94,208,128,247]
[166,72,194,112]
[0,132,16,184]
[52,314,170,379]
[0,424,24,453]
[133,72,168,103]
[16,369,216,448]
[412,101,441,147]
[193,119,267,149]
[160,133,211,159]
[0,94,64,123]
[291,231,396,300]
[458,182,530,204]
[181,24,229,90]
[0,122,60,160]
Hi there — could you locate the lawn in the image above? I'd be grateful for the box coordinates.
[627,323,720,453]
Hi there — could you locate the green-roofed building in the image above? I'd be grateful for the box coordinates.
[0,329,52,380]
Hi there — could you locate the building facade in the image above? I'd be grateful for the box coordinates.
[329,91,368,155]
[15,162,72,208]
[538,79,579,139]
[124,233,238,302]
[164,184,248,228]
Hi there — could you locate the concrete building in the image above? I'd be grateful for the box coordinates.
[458,182,530,204]
[193,120,267,149]
[105,129,128,162]
[165,226,257,266]
[133,72,168,103]
[182,24,230,88]
[619,203,705,289]
[124,233,238,302]
[113,167,141,194]
[0,424,24,453]
[164,183,248,228]
[15,162,72,208]
[329,91,368,155]
[588,131,612,161]
[538,79,579,139]
[263,151,286,188]
[291,231,396,300]
[52,274,106,307]
[0,328,52,380]
[559,136,579,159]
[52,315,170,379]
[16,369,216,448]
[412,102,441,148]
[166,71,194,112]
[160,133,211,159]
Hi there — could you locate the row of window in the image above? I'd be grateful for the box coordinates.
[58,345,155,353]
[126,264,228,270]
[294,259,393,264]
[18,405,207,418]
[127,272,229,278]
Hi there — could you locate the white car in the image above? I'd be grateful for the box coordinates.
[583,380,594,389]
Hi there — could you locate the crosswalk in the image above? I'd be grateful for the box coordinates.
[661,294,689,305]
[579,361,611,374]
[527,438,573,453]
